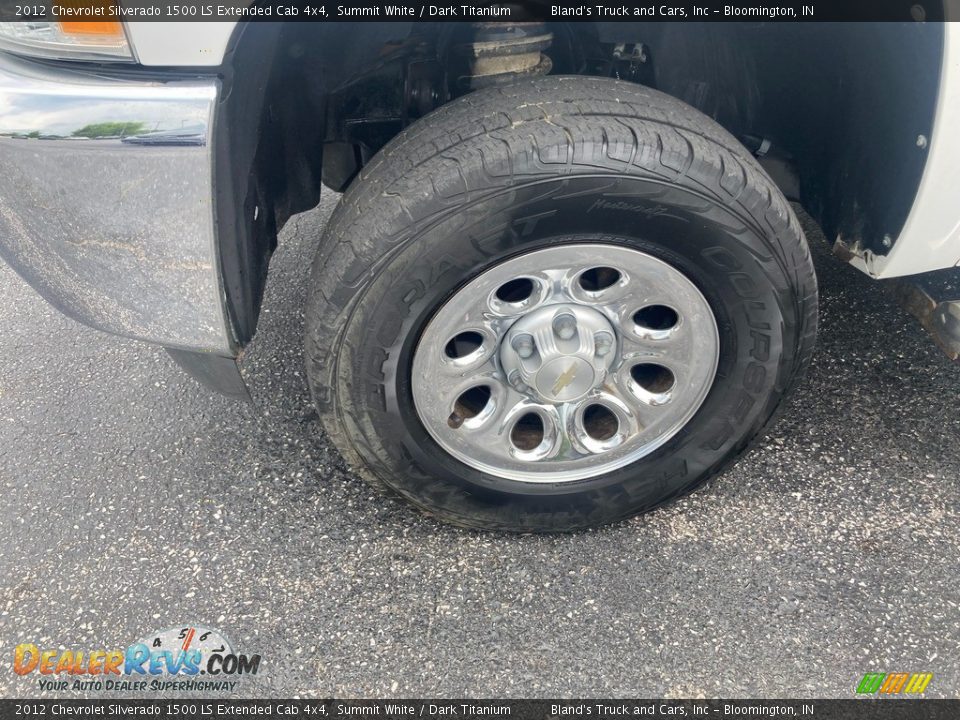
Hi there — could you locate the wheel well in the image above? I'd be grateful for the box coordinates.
[217,20,942,345]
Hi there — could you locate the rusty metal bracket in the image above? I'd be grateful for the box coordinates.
[894,271,960,362]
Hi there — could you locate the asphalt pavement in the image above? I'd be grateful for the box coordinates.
[0,194,958,698]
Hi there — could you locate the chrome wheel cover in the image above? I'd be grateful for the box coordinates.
[411,244,720,483]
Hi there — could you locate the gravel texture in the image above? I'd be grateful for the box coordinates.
[0,195,958,698]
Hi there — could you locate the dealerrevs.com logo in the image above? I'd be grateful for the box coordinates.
[14,626,261,693]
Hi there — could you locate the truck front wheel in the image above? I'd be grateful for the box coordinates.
[304,76,818,531]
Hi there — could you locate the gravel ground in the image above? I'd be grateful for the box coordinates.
[0,195,958,699]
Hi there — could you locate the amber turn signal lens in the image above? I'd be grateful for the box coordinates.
[57,21,124,37]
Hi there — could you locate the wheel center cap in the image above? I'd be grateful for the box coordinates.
[499,303,617,405]
[536,356,595,402]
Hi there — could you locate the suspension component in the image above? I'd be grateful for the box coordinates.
[458,22,553,90]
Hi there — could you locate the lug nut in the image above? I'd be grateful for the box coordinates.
[553,313,577,341]
[595,331,614,357]
[512,333,535,359]
[508,370,528,393]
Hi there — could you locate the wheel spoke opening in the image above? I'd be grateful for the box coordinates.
[510,412,544,451]
[444,331,483,359]
[631,363,675,393]
[578,266,622,293]
[495,277,535,303]
[448,385,493,429]
[633,305,680,340]
[489,276,543,315]
[629,363,676,405]
[582,403,619,441]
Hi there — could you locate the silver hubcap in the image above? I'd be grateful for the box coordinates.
[411,243,720,483]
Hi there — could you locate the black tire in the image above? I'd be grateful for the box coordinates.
[305,76,818,532]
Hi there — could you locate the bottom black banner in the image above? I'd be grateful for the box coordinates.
[1,700,958,720]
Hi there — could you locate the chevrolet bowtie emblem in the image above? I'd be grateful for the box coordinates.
[551,363,579,396]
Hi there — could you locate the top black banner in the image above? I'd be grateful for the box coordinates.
[0,0,950,23]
